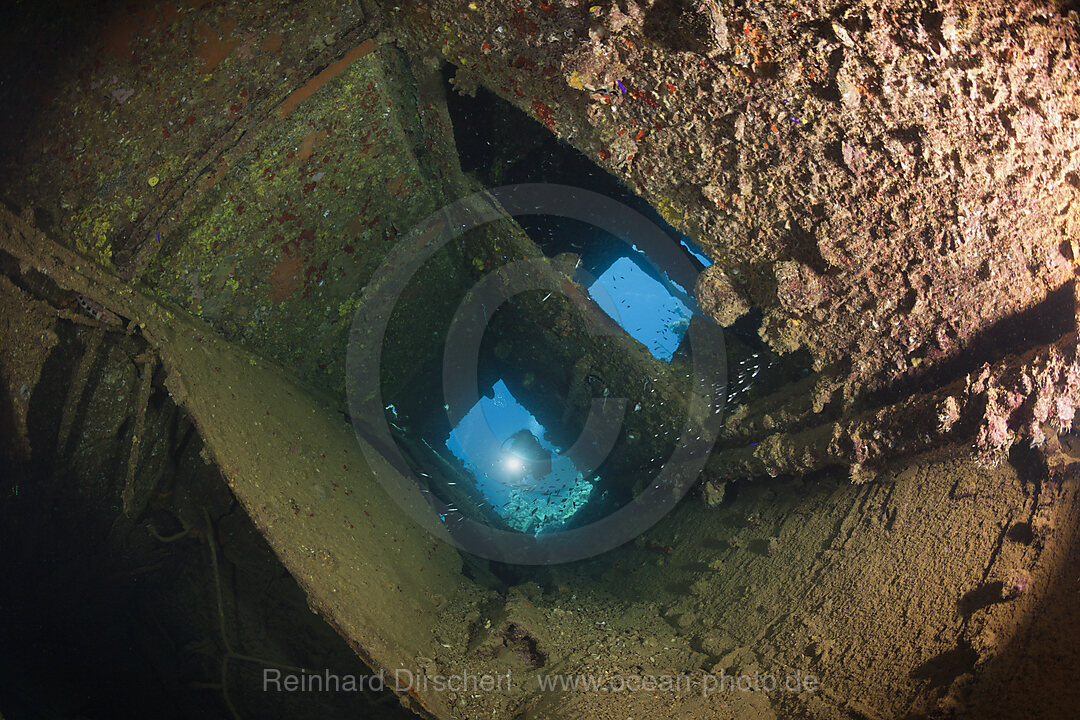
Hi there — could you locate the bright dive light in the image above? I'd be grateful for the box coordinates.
[504,455,523,473]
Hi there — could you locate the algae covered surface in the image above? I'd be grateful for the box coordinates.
[395,0,1080,401]
[3,210,1078,718]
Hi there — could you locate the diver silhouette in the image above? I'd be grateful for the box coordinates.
[504,429,553,479]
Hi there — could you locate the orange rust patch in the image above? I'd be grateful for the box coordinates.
[200,163,228,191]
[195,18,237,73]
[279,39,377,118]
[742,23,774,71]
[297,130,327,162]
[102,3,179,63]
[269,256,302,303]
[158,4,179,22]
[387,173,405,194]
[262,32,282,53]
[103,10,141,62]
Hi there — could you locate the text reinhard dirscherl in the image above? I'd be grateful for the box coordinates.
[262,668,819,698]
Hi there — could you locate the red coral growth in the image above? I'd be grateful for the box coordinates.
[531,100,555,130]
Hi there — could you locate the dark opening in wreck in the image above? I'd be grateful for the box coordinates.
[369,70,745,540]
[1,1,1079,719]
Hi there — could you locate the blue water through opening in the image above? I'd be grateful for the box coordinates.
[376,73,739,538]
[587,253,693,362]
[680,237,713,268]
[446,380,596,535]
